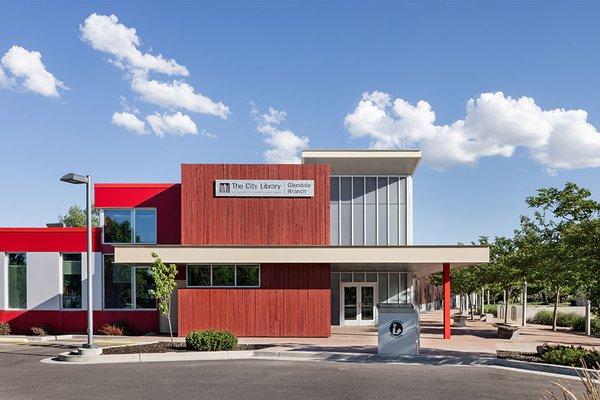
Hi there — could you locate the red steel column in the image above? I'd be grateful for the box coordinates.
[443,262,451,339]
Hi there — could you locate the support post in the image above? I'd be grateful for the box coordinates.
[586,300,592,336]
[443,262,451,339]
[481,287,485,315]
[522,281,527,327]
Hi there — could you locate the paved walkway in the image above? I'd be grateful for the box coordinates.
[237,309,600,356]
[5,309,599,357]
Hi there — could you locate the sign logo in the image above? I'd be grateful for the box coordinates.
[215,180,314,198]
[389,320,403,337]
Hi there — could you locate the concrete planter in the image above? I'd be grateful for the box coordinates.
[452,315,468,327]
[496,324,520,339]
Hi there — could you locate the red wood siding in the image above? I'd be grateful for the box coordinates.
[178,263,331,337]
[181,164,330,245]
[0,310,158,334]
[94,183,181,245]
[0,228,102,252]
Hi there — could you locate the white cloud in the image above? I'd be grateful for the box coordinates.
[80,13,229,122]
[146,111,198,137]
[0,45,65,97]
[112,111,146,134]
[0,66,10,88]
[80,14,188,76]
[131,75,229,118]
[201,130,217,139]
[344,91,600,172]
[252,104,309,164]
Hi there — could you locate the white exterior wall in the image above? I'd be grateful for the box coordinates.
[81,252,103,310]
[0,251,104,311]
[26,252,61,310]
[0,252,6,310]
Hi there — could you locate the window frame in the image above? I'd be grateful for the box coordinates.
[60,253,83,310]
[102,254,157,310]
[6,252,27,310]
[100,208,157,245]
[186,264,261,288]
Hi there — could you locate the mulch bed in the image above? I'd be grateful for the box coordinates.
[102,341,269,355]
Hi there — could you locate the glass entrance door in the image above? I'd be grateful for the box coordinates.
[341,283,377,326]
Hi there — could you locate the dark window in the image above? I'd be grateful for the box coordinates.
[236,265,259,287]
[62,253,82,309]
[104,255,132,309]
[8,253,26,309]
[187,265,211,286]
[212,265,235,286]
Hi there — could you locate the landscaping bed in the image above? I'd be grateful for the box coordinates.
[498,345,600,369]
[103,341,270,355]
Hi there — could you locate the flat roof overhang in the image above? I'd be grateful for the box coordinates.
[114,245,488,276]
[301,149,422,176]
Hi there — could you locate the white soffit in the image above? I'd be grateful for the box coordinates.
[301,149,422,176]
[114,245,489,267]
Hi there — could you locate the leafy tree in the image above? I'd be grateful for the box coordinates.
[58,205,100,227]
[149,253,178,345]
[525,182,600,330]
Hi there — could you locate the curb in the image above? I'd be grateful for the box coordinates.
[0,334,75,343]
[49,350,255,364]
[43,348,597,378]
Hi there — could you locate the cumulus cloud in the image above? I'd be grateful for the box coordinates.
[80,14,188,76]
[80,13,229,131]
[252,104,309,164]
[344,91,600,172]
[0,45,65,97]
[111,111,146,134]
[146,111,198,137]
[131,74,229,118]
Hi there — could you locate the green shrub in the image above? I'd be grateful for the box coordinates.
[527,310,582,327]
[541,345,600,368]
[185,329,238,351]
[0,322,10,335]
[484,304,497,315]
[572,317,600,336]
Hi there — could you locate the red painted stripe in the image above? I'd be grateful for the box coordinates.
[0,228,102,252]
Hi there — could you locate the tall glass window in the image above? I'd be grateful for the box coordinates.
[365,177,377,245]
[62,254,82,309]
[135,268,156,309]
[340,178,352,245]
[377,177,388,245]
[103,209,156,244]
[352,177,364,245]
[8,253,26,309]
[330,177,339,245]
[103,255,157,309]
[104,255,132,309]
[330,176,406,246]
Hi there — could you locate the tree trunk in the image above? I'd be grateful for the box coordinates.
[468,294,474,320]
[504,288,512,324]
[167,297,174,345]
[552,286,561,332]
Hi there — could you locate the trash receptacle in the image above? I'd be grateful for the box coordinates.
[376,303,420,355]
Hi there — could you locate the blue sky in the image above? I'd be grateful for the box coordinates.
[1,1,600,244]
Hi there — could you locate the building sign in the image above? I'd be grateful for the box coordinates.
[215,180,314,197]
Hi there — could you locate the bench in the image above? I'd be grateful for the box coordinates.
[495,323,520,339]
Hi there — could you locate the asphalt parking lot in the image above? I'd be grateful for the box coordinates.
[0,342,581,400]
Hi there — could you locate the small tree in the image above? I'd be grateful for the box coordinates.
[58,205,100,227]
[149,252,178,345]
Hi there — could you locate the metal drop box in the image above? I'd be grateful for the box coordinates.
[376,303,420,355]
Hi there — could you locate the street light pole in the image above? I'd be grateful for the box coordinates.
[60,173,94,349]
[85,175,93,348]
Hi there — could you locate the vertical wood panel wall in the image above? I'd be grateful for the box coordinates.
[178,264,331,337]
[180,164,330,245]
